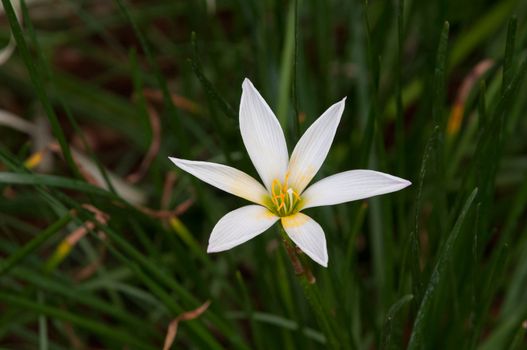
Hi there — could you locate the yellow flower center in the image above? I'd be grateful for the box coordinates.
[268,173,302,217]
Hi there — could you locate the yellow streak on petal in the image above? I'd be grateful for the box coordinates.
[232,186,252,201]
[281,213,309,229]
[290,165,316,192]
[258,208,278,220]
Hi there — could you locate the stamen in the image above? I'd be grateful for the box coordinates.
[287,188,294,212]
[272,179,281,197]
[268,177,301,216]
[282,172,290,192]
[292,191,300,200]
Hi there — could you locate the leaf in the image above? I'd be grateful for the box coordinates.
[380,294,414,350]
[0,214,71,276]
[407,188,478,350]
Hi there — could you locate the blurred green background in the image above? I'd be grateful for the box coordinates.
[0,0,526,349]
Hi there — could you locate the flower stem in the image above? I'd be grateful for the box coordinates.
[278,225,342,349]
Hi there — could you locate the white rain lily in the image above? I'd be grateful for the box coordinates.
[169,78,410,267]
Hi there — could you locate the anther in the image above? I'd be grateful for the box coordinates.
[269,177,300,216]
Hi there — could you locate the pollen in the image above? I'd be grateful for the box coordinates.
[269,173,302,217]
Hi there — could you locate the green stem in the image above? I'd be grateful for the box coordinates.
[277,225,342,349]
[0,214,72,277]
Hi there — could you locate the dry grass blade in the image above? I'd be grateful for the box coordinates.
[138,198,194,219]
[0,108,36,134]
[161,172,177,209]
[48,142,147,205]
[0,0,22,65]
[62,320,86,350]
[447,59,494,135]
[143,88,203,115]
[0,0,53,63]
[127,104,161,184]
[66,204,109,243]
[163,300,211,350]
[73,240,106,282]
[49,204,109,269]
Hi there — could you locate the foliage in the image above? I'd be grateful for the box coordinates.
[0,0,526,349]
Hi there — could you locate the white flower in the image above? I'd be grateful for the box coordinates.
[169,78,411,267]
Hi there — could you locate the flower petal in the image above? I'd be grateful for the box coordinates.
[301,170,411,210]
[208,205,279,252]
[240,78,289,190]
[281,213,328,267]
[169,157,268,206]
[287,98,346,193]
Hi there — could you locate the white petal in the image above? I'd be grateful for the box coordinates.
[301,170,411,210]
[208,205,279,252]
[287,98,346,193]
[281,213,328,267]
[240,78,289,190]
[169,157,268,206]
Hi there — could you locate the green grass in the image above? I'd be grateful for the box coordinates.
[1,0,527,349]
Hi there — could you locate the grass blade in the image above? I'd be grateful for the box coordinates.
[407,188,478,350]
[0,214,71,277]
